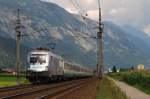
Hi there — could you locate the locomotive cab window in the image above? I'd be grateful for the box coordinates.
[30,57,38,64]
[30,54,47,64]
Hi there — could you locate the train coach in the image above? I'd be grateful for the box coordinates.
[26,48,93,83]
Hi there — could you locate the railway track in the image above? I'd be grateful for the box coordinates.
[0,84,34,92]
[0,78,91,99]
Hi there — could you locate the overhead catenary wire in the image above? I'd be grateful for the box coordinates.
[17,0,99,39]
[44,5,97,39]
[70,0,80,11]
[63,25,97,39]
[19,1,98,43]
[70,0,88,19]
[19,0,97,40]
[74,0,86,14]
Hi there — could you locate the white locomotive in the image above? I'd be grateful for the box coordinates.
[26,48,93,82]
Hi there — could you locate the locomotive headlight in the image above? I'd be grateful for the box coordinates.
[27,67,30,70]
[45,66,48,71]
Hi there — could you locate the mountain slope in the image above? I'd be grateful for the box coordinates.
[0,36,29,68]
[103,22,150,67]
[0,0,150,68]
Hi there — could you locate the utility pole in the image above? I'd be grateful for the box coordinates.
[15,9,21,85]
[97,0,103,79]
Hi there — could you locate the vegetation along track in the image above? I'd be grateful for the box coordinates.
[0,78,91,99]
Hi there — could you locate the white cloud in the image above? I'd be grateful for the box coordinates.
[66,8,78,14]
[86,0,94,3]
[50,30,64,40]
[87,9,99,20]
[76,38,94,51]
[41,0,150,33]
[144,25,150,36]
[109,8,117,15]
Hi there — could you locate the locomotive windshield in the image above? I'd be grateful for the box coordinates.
[30,54,46,64]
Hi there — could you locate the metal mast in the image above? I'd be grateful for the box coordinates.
[97,0,103,79]
[15,9,21,85]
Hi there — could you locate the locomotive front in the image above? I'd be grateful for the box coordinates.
[26,49,49,82]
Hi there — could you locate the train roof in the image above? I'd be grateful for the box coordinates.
[32,47,50,51]
[64,61,92,70]
[29,48,62,59]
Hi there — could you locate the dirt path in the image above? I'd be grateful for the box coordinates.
[55,78,99,99]
[115,81,150,99]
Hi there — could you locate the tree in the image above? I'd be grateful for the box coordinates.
[130,66,134,70]
[112,65,117,73]
[0,68,2,73]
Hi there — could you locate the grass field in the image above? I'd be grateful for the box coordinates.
[96,77,129,99]
[109,70,150,95]
[0,74,29,87]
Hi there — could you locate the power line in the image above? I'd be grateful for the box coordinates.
[74,0,86,14]
[70,35,97,39]
[70,0,80,11]
[70,0,88,19]
[46,6,97,39]
[64,26,97,39]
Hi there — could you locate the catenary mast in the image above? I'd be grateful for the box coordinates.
[97,0,103,79]
[15,9,21,85]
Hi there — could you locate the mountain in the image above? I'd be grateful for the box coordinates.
[0,0,150,69]
[122,25,150,57]
[0,36,29,68]
[103,22,150,67]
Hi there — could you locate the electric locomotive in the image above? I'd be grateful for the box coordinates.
[26,48,93,83]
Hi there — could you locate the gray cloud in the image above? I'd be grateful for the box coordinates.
[41,0,150,33]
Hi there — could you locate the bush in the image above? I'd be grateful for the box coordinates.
[121,71,150,87]
[109,70,150,94]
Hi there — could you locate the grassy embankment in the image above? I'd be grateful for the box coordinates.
[96,77,129,99]
[0,73,29,87]
[109,70,150,95]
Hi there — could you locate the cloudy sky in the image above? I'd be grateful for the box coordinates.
[41,0,150,34]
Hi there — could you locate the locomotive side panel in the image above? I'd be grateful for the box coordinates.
[49,55,64,76]
[63,62,93,78]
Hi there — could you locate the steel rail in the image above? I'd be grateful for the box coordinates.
[37,80,88,99]
[0,84,33,92]
[1,79,89,99]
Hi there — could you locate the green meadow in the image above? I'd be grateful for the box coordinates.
[96,77,129,99]
[0,74,29,87]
